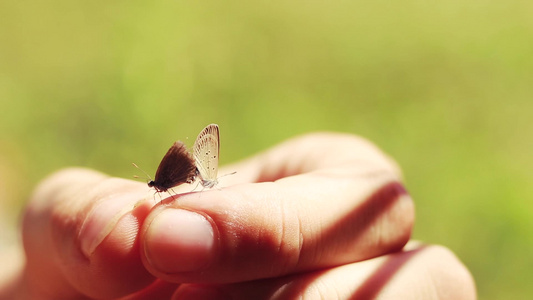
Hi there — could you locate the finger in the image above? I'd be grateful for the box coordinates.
[141,133,414,284]
[220,132,403,185]
[0,242,24,299]
[172,243,477,300]
[22,168,157,299]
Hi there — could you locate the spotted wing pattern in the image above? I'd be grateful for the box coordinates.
[193,124,220,188]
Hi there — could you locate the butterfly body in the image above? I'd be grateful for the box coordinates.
[199,177,218,189]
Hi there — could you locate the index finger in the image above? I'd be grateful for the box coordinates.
[222,132,403,184]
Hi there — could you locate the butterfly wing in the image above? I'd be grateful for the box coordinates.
[151,141,197,191]
[193,124,220,187]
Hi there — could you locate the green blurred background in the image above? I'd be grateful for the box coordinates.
[1,1,531,298]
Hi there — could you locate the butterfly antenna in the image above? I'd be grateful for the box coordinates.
[132,163,153,181]
[219,171,237,179]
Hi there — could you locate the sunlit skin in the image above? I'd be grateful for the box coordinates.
[0,133,476,299]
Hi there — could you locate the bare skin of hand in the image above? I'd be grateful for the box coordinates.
[0,133,476,299]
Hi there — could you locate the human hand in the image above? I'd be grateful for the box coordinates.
[3,133,476,299]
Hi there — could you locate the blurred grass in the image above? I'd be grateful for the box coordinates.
[0,1,532,299]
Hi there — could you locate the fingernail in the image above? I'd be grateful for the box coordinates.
[145,209,215,273]
[79,193,146,257]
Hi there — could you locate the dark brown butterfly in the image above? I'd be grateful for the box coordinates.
[141,141,198,193]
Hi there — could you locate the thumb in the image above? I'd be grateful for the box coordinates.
[22,168,157,299]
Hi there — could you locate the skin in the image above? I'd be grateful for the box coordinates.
[0,133,476,300]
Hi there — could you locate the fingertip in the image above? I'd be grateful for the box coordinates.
[420,245,478,300]
[26,168,108,214]
[57,202,156,299]
[23,169,158,299]
[79,211,155,298]
[78,191,151,257]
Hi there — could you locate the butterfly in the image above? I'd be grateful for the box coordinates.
[139,140,197,193]
[135,124,228,193]
[193,123,221,188]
